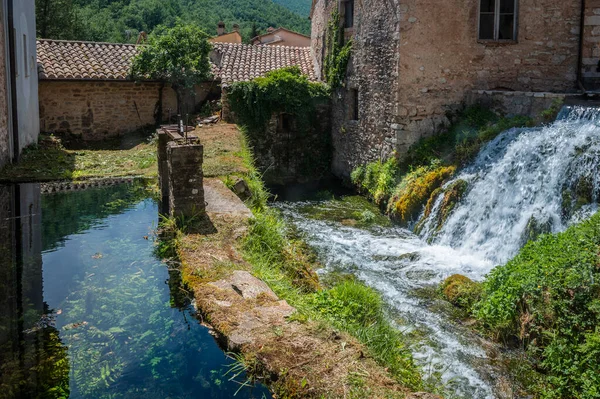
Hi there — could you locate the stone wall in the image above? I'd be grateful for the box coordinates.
[467,90,572,120]
[582,0,600,89]
[312,0,583,178]
[0,4,10,168]
[251,105,332,185]
[39,81,218,140]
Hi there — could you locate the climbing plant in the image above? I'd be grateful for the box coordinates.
[131,23,212,114]
[323,10,352,89]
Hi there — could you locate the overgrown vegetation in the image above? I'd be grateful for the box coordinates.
[227,67,332,181]
[37,0,311,43]
[351,106,533,225]
[474,212,600,398]
[323,10,353,89]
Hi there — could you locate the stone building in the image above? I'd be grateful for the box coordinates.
[0,0,39,168]
[37,41,314,139]
[310,0,599,178]
[209,22,243,44]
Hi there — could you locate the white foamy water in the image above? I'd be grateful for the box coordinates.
[276,106,600,398]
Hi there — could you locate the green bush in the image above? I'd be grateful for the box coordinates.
[475,212,600,398]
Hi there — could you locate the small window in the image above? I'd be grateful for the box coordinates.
[479,0,517,41]
[23,34,29,77]
[344,0,354,29]
[349,89,359,121]
[277,113,293,133]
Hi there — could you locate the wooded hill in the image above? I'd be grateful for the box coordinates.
[36,0,312,43]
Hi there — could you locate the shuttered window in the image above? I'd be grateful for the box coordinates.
[479,0,517,41]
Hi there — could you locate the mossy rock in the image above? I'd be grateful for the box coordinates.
[441,274,482,310]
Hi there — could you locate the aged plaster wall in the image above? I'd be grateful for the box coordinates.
[0,1,10,168]
[39,81,217,140]
[313,0,582,179]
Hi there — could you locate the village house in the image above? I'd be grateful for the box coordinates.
[251,27,311,47]
[208,22,243,44]
[0,0,39,168]
[310,0,600,178]
[36,41,314,139]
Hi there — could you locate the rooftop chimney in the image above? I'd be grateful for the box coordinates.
[267,27,275,33]
[217,21,225,36]
[232,24,240,32]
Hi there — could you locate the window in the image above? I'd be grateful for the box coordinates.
[23,34,29,77]
[479,0,517,41]
[349,89,359,121]
[343,0,354,29]
[277,113,293,133]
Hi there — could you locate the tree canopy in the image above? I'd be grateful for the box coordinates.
[36,0,312,43]
[131,24,212,113]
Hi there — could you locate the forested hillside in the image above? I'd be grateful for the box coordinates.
[272,0,311,17]
[36,0,311,43]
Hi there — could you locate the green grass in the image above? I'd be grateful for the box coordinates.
[235,129,423,390]
[475,212,600,398]
[0,134,157,182]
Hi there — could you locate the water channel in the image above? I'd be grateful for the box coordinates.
[0,182,269,399]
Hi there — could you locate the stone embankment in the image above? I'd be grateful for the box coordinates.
[177,178,440,398]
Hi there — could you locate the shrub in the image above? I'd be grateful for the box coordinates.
[475,212,600,397]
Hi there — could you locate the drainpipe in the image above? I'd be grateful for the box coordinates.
[578,0,587,93]
[7,0,19,162]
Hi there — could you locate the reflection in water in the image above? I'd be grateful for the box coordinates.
[0,183,70,398]
[0,183,269,399]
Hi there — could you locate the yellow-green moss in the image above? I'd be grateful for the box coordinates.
[441,274,482,310]
[387,163,456,225]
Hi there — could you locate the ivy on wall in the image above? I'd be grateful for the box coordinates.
[323,10,353,89]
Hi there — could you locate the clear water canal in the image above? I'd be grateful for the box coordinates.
[0,182,269,399]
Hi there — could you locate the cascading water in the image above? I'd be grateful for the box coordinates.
[276,105,600,398]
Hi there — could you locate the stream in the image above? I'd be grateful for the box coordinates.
[276,105,600,398]
[0,182,269,399]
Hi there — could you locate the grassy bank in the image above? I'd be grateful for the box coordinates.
[0,133,157,182]
[351,106,534,225]
[167,126,428,398]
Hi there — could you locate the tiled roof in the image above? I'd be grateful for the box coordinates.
[37,39,138,80]
[211,43,315,83]
[37,39,316,83]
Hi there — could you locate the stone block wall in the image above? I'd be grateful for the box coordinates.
[312,0,583,179]
[0,6,10,168]
[251,104,332,185]
[582,0,600,89]
[166,142,205,218]
[467,90,571,120]
[39,81,217,140]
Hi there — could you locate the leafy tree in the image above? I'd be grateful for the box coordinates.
[36,0,82,39]
[131,24,212,114]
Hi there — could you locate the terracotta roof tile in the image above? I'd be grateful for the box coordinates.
[37,39,315,83]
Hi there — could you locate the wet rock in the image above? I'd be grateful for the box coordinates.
[521,215,552,244]
[406,393,444,399]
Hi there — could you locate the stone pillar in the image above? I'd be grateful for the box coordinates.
[167,142,205,219]
[157,130,170,215]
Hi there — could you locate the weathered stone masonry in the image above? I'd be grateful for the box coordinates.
[312,0,587,178]
[39,81,216,140]
[0,6,9,168]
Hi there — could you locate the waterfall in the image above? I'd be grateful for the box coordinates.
[276,105,600,398]
[419,105,600,264]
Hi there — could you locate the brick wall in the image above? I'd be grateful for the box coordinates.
[39,81,218,140]
[0,6,10,167]
[312,0,583,178]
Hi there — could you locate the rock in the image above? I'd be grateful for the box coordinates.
[210,270,278,300]
[406,393,444,399]
[233,178,251,201]
[441,274,482,310]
